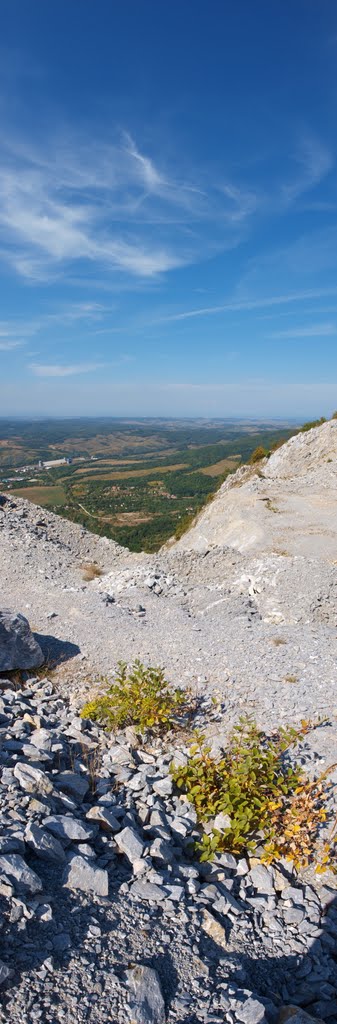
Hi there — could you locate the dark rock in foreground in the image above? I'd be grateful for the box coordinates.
[0,610,44,671]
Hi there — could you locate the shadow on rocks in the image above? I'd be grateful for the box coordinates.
[1,872,336,1022]
[197,888,337,1023]
[0,852,133,984]
[33,633,81,667]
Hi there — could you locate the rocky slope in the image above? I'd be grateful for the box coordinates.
[174,419,337,558]
[1,422,337,734]
[0,419,337,1022]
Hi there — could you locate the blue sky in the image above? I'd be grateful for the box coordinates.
[1,0,337,418]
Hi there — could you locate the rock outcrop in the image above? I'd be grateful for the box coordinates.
[174,420,337,557]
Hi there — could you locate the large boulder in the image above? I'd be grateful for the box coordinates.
[0,610,44,671]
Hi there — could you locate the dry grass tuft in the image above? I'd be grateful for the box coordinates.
[81,562,103,582]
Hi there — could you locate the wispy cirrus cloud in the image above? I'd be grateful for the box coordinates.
[282,135,333,203]
[0,128,257,285]
[0,302,115,348]
[156,286,337,323]
[0,339,23,350]
[0,121,334,304]
[270,322,337,338]
[29,361,108,377]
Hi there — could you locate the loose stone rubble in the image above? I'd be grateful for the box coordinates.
[0,675,336,1023]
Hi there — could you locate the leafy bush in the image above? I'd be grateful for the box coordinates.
[249,446,268,464]
[81,660,188,734]
[171,718,336,869]
[331,411,337,420]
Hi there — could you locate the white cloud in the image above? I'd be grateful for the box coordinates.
[0,339,23,350]
[29,361,107,377]
[282,136,333,203]
[0,127,263,285]
[270,322,336,338]
[123,132,166,191]
[219,182,259,222]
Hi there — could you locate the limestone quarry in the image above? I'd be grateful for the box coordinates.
[0,420,336,1024]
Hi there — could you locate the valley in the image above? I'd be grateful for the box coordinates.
[0,418,295,551]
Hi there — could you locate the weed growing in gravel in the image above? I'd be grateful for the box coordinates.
[81,562,103,581]
[81,659,188,734]
[171,718,336,870]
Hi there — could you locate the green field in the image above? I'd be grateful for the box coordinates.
[10,484,67,506]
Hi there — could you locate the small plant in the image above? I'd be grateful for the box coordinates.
[261,497,279,513]
[171,718,336,870]
[81,562,103,581]
[249,446,268,464]
[284,674,298,684]
[81,660,189,734]
[79,744,102,794]
[331,411,337,420]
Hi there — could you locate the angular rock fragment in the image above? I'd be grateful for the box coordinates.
[86,806,120,832]
[54,772,89,801]
[0,853,42,894]
[30,728,53,751]
[115,826,144,863]
[13,761,53,797]
[247,863,275,894]
[213,811,232,832]
[149,837,174,864]
[44,815,98,844]
[130,881,167,902]
[236,996,268,1024]
[201,908,227,947]
[0,610,44,671]
[127,965,166,1024]
[152,776,173,797]
[25,823,66,863]
[63,854,108,896]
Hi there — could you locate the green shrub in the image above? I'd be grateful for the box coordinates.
[331,411,337,420]
[171,718,336,869]
[81,660,188,734]
[249,446,267,464]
